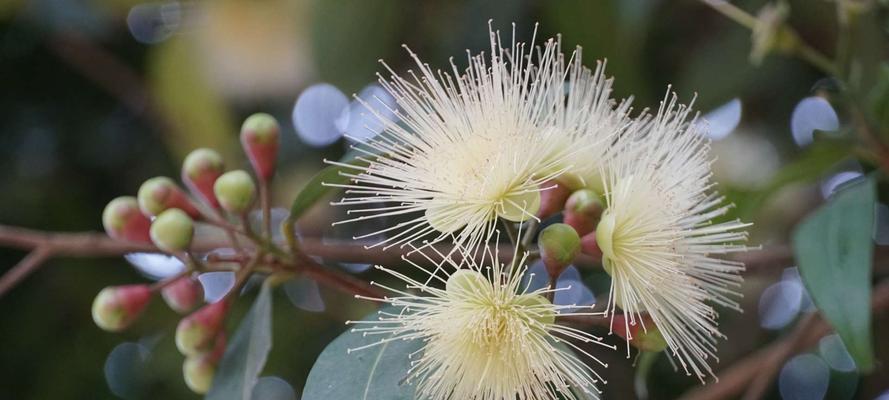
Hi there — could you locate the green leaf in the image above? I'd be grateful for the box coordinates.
[206,282,274,400]
[287,155,369,222]
[792,175,876,371]
[302,306,420,400]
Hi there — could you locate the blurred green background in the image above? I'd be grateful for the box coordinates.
[1,0,887,398]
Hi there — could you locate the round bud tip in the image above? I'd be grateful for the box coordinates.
[102,196,151,243]
[214,170,256,213]
[445,269,489,295]
[496,190,541,222]
[162,276,204,314]
[240,113,280,180]
[538,223,581,277]
[176,301,229,356]
[137,177,200,217]
[515,294,556,327]
[150,208,194,253]
[183,355,216,394]
[580,231,603,261]
[182,148,224,208]
[91,284,152,332]
[563,189,604,236]
[536,180,571,219]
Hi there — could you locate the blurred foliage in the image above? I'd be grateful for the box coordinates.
[2,0,889,399]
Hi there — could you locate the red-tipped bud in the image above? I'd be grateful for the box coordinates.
[538,223,581,278]
[580,231,603,262]
[214,170,256,213]
[150,209,194,253]
[536,180,571,219]
[563,189,604,236]
[176,300,229,356]
[240,113,280,180]
[612,314,668,353]
[162,276,204,314]
[91,284,152,332]
[137,177,201,218]
[102,196,151,243]
[182,148,224,208]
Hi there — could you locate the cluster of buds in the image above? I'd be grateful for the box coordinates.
[93,113,283,393]
[535,180,664,352]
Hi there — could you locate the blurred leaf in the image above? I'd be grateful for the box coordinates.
[288,155,369,222]
[283,275,325,312]
[867,64,889,138]
[792,175,875,371]
[206,281,274,400]
[104,342,152,399]
[633,351,659,400]
[251,376,296,400]
[302,306,420,400]
[735,138,853,219]
[148,37,239,162]
[310,0,405,93]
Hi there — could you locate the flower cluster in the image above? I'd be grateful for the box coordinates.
[333,24,751,398]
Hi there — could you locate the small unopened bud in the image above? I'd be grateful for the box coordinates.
[580,231,603,261]
[102,196,151,243]
[612,314,667,353]
[515,294,556,326]
[91,284,152,332]
[536,180,571,219]
[214,170,256,213]
[162,276,204,314]
[446,269,489,294]
[240,113,280,180]
[563,189,603,236]
[137,177,201,218]
[176,300,229,356]
[538,223,581,278]
[150,209,194,253]
[183,354,217,394]
[182,148,224,208]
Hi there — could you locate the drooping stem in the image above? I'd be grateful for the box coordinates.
[259,179,272,240]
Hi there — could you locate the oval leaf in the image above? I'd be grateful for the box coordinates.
[792,175,875,371]
[302,307,420,400]
[206,281,274,400]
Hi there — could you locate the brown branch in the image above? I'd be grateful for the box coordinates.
[680,279,889,400]
[0,247,53,298]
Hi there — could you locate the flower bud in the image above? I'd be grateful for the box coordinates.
[176,300,229,356]
[612,314,667,353]
[91,284,152,332]
[515,294,556,326]
[536,180,571,219]
[563,189,603,236]
[102,196,151,243]
[150,209,194,253]
[162,276,204,314]
[137,177,201,218]
[580,231,603,262]
[538,223,581,278]
[446,269,489,294]
[214,170,256,213]
[183,354,217,394]
[182,148,224,208]
[240,113,280,180]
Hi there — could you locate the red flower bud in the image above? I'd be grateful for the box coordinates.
[182,148,225,209]
[138,177,201,218]
[162,276,204,314]
[102,197,151,243]
[240,113,280,180]
[91,284,152,332]
[612,314,668,353]
[176,300,229,356]
[580,231,603,262]
[536,180,571,219]
[563,189,604,236]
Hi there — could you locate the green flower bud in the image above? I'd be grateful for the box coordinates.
[150,209,194,253]
[137,177,201,217]
[102,196,151,243]
[162,276,204,314]
[538,223,581,278]
[445,269,489,295]
[240,113,280,180]
[176,301,229,356]
[182,148,225,208]
[183,355,216,394]
[213,170,256,213]
[496,190,541,222]
[563,189,603,236]
[515,294,556,327]
[91,285,152,332]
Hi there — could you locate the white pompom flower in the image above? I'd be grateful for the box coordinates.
[348,244,614,400]
[594,92,751,381]
[327,26,578,254]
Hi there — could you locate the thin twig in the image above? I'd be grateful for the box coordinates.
[0,247,52,298]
